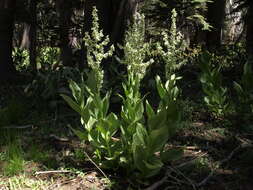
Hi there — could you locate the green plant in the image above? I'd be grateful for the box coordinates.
[199,52,230,117]
[84,7,114,94]
[3,141,25,176]
[26,144,50,164]
[126,74,182,178]
[24,66,81,104]
[62,7,119,169]
[233,62,253,116]
[12,48,30,71]
[5,175,50,190]
[156,9,187,78]
[62,8,183,179]
[38,47,60,70]
[0,98,28,127]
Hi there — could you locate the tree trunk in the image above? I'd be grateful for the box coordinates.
[56,0,74,66]
[20,23,30,49]
[246,1,253,58]
[206,0,226,50]
[111,0,138,44]
[82,0,138,72]
[29,0,37,72]
[84,0,138,44]
[0,0,17,81]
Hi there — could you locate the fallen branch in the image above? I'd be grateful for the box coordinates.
[176,153,208,169]
[35,170,73,175]
[1,125,33,129]
[144,176,168,190]
[196,142,253,187]
[146,142,253,190]
[83,150,109,180]
[144,152,207,190]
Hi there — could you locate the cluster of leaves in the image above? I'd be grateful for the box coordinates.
[0,99,28,127]
[234,62,253,119]
[199,52,230,117]
[141,0,212,37]
[199,50,253,131]
[207,43,247,69]
[62,8,183,179]
[24,66,81,105]
[12,48,30,71]
[38,47,60,70]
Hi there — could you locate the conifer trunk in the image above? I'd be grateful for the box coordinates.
[246,1,253,58]
[0,0,17,81]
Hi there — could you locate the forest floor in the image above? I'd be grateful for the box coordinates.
[0,76,253,190]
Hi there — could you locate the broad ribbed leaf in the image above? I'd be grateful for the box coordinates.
[146,100,155,120]
[148,109,167,131]
[69,80,81,102]
[61,94,82,115]
[149,125,168,153]
[156,76,166,99]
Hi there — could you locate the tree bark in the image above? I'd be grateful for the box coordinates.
[206,0,226,50]
[29,0,37,72]
[84,0,138,44]
[111,0,138,44]
[56,0,74,66]
[246,1,253,58]
[0,0,17,81]
[20,23,30,49]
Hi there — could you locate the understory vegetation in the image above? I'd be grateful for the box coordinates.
[1,1,253,190]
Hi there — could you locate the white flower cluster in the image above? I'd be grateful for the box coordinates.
[123,13,154,82]
[157,9,186,79]
[84,7,115,93]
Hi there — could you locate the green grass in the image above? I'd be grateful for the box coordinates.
[3,142,25,176]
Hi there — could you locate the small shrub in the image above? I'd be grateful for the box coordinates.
[38,47,60,70]
[199,52,230,117]
[12,48,30,71]
[233,62,253,121]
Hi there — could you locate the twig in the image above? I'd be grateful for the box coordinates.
[196,169,215,187]
[196,142,253,187]
[35,170,73,175]
[144,176,168,190]
[176,153,208,169]
[169,166,197,190]
[83,150,109,180]
[144,151,207,190]
[1,125,33,129]
[49,134,69,142]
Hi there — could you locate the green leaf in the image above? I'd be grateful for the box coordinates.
[85,117,96,131]
[146,100,155,120]
[61,94,82,115]
[148,125,169,153]
[132,144,147,172]
[102,93,110,117]
[106,113,120,135]
[142,157,163,178]
[69,80,81,102]
[156,76,166,99]
[135,123,148,146]
[68,126,88,141]
[148,109,167,131]
[144,157,163,170]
